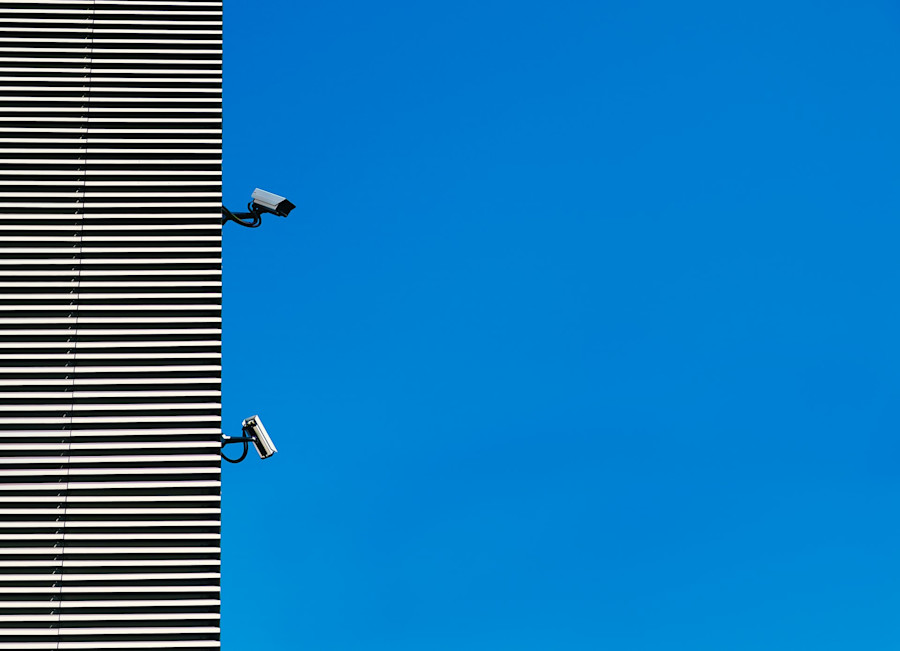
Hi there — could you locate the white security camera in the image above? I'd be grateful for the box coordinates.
[242,415,277,459]
[251,188,295,218]
[222,187,296,227]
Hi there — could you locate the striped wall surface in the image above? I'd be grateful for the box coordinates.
[0,0,222,649]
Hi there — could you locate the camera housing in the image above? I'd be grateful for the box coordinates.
[222,187,296,228]
[242,415,277,459]
[251,188,295,218]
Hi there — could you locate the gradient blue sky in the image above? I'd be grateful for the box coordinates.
[221,1,900,649]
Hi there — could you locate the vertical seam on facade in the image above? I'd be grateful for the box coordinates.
[55,3,95,646]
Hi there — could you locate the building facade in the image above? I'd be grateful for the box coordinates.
[0,1,222,648]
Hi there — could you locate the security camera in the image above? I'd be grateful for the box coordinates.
[220,414,278,463]
[221,187,296,228]
[242,415,277,459]
[251,188,295,218]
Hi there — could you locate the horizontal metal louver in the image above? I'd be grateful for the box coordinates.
[0,0,222,648]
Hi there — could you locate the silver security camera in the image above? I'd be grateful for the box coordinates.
[251,188,295,218]
[220,414,278,463]
[242,415,277,459]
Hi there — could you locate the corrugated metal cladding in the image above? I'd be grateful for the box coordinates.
[0,0,222,649]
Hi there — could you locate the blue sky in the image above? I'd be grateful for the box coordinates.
[221,1,900,649]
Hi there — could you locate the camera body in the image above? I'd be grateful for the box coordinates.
[242,415,278,459]
[251,188,295,218]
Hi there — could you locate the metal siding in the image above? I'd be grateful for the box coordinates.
[0,0,222,648]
